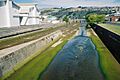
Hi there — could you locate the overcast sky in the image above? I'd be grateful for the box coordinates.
[15,0,120,8]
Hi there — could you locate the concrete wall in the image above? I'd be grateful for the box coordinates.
[10,1,20,27]
[0,1,9,27]
[28,5,39,25]
[91,24,120,63]
[0,0,20,28]
[0,30,62,77]
[19,4,40,25]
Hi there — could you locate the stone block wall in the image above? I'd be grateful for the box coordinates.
[0,30,62,77]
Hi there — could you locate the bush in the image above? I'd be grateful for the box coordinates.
[63,16,69,23]
[86,14,105,24]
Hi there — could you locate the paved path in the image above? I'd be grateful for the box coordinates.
[0,22,64,39]
[0,31,60,58]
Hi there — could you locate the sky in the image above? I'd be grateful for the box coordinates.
[15,0,120,8]
[15,0,31,3]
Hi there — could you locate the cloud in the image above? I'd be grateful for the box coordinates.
[114,0,120,3]
[32,0,120,8]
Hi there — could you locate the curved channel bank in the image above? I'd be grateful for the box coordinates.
[40,36,104,80]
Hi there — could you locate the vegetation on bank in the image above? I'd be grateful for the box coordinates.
[0,22,79,50]
[5,40,67,80]
[98,24,120,35]
[4,30,76,80]
[0,28,54,50]
[88,29,120,80]
[1,21,79,80]
[63,16,69,23]
[86,13,105,24]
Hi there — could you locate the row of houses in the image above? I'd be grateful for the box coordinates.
[106,12,120,22]
[0,0,40,27]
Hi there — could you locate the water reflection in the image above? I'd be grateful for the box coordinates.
[40,36,104,80]
[79,26,86,36]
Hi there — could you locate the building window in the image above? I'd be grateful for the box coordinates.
[0,1,6,7]
[29,7,34,12]
[12,2,19,10]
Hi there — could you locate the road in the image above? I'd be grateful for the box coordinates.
[40,26,104,80]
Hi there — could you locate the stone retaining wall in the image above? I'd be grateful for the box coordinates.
[0,30,62,77]
[91,24,120,63]
[0,23,65,39]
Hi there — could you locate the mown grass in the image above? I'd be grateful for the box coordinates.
[0,28,56,50]
[3,24,78,80]
[88,29,120,80]
[98,24,120,35]
[0,22,79,50]
[5,40,67,80]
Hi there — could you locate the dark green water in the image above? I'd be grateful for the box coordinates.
[40,35,104,80]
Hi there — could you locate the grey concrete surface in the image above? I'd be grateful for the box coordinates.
[0,30,62,76]
[0,22,64,38]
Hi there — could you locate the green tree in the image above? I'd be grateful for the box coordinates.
[86,13,105,24]
[63,16,69,23]
[86,14,97,24]
[96,15,105,23]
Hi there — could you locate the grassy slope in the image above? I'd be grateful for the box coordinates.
[6,40,67,80]
[88,29,120,80]
[0,28,56,50]
[4,27,77,80]
[0,22,79,50]
[98,24,120,35]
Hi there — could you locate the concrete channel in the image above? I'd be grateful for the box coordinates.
[40,24,104,80]
[0,30,62,77]
[0,21,105,80]
[91,24,120,63]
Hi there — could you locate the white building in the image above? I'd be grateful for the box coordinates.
[18,3,40,25]
[42,15,60,24]
[80,19,87,27]
[0,0,20,27]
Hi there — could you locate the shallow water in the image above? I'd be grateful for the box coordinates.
[79,26,86,36]
[40,36,104,80]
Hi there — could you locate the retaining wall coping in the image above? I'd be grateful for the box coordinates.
[0,30,62,58]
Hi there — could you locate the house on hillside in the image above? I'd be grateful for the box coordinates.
[0,0,20,27]
[80,19,87,27]
[109,12,120,22]
[18,3,40,25]
[106,12,120,22]
[41,15,60,24]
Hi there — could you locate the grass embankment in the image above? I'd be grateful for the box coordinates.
[4,24,78,80]
[0,22,79,50]
[88,29,120,80]
[5,40,67,80]
[0,27,57,50]
[98,24,120,35]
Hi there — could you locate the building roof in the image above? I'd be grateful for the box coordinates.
[12,1,20,8]
[0,0,6,1]
[110,12,120,17]
[19,3,40,14]
[18,3,38,6]
[0,0,20,8]
[114,12,120,16]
